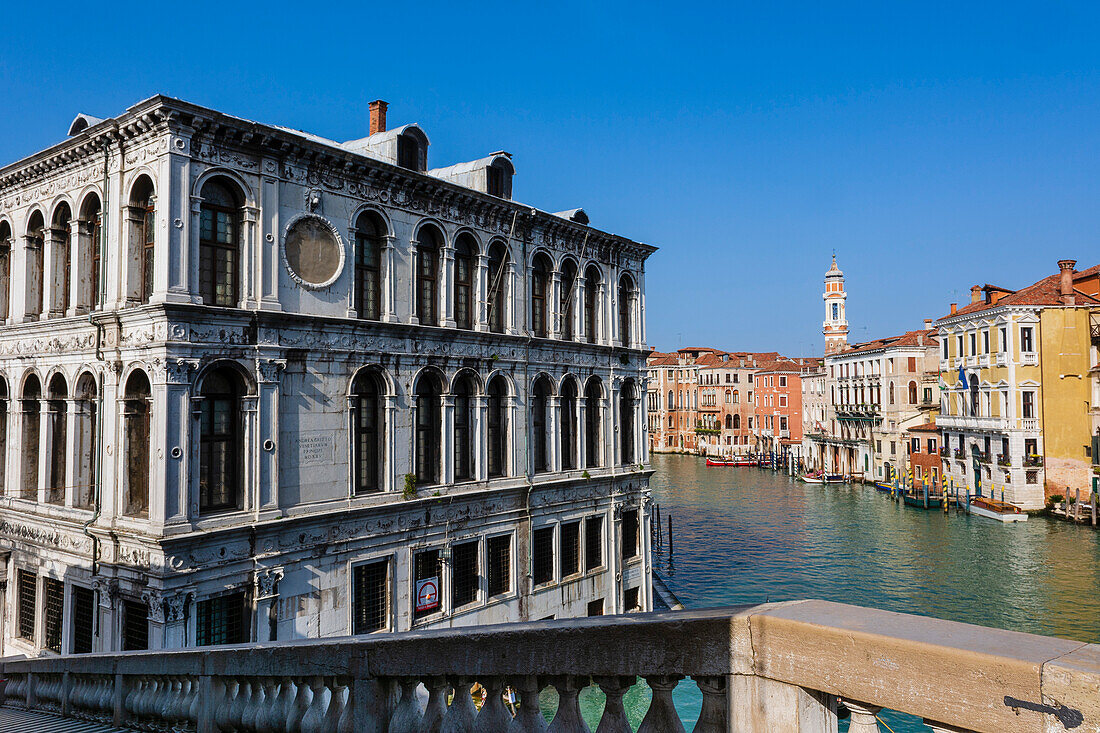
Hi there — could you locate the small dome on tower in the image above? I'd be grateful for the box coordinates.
[826,254,843,277]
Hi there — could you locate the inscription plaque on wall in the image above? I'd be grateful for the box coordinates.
[283,216,343,288]
[297,432,336,466]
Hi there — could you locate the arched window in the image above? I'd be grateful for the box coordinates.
[453,234,476,330]
[199,367,243,512]
[487,376,508,478]
[968,375,979,418]
[25,211,45,319]
[585,379,602,468]
[559,260,577,340]
[124,371,151,517]
[584,265,601,344]
[414,372,442,484]
[128,176,155,304]
[415,226,442,327]
[397,132,422,171]
[531,254,551,338]
[725,414,733,429]
[531,377,551,473]
[351,371,383,494]
[733,414,741,429]
[453,373,475,481]
[353,212,384,320]
[486,242,509,334]
[199,180,241,307]
[618,274,635,347]
[73,373,97,509]
[50,204,72,316]
[77,195,102,311]
[0,221,10,321]
[620,379,637,465]
[730,390,737,404]
[667,390,673,410]
[46,374,68,505]
[21,374,41,499]
[561,379,578,470]
[908,380,918,405]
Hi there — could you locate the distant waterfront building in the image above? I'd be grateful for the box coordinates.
[935,260,1100,508]
[0,96,655,656]
[800,361,827,470]
[752,357,813,462]
[906,422,942,491]
[696,351,775,458]
[646,349,701,453]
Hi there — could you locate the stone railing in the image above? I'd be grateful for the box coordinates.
[2,600,1098,733]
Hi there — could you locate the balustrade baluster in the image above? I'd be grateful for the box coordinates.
[388,678,424,733]
[691,676,728,733]
[923,721,976,733]
[440,677,477,733]
[507,676,548,733]
[321,677,348,733]
[336,677,357,733]
[637,676,685,733]
[124,676,142,718]
[232,677,253,730]
[474,677,513,733]
[844,701,882,733]
[214,678,236,732]
[593,676,633,733]
[188,676,205,725]
[299,676,329,733]
[419,677,450,733]
[171,677,191,724]
[548,676,590,733]
[286,678,312,733]
[255,678,279,732]
[238,677,262,731]
[154,676,173,722]
[268,678,295,732]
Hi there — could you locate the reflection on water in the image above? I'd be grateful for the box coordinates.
[648,453,1100,731]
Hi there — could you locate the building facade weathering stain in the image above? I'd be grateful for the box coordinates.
[0,96,656,656]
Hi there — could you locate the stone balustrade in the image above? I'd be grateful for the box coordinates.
[1,599,1098,732]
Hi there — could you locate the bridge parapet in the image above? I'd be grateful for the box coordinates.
[2,599,1098,732]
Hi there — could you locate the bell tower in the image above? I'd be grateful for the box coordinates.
[823,254,848,355]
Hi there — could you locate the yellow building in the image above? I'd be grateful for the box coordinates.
[935,260,1100,509]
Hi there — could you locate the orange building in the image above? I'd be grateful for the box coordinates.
[754,357,816,463]
[907,423,942,491]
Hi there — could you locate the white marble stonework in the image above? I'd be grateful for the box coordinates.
[0,96,656,655]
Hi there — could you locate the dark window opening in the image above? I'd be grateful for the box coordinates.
[487,377,507,478]
[199,180,240,307]
[532,527,554,586]
[585,380,601,468]
[398,135,420,170]
[122,598,150,651]
[621,508,639,561]
[416,228,440,326]
[451,540,479,608]
[352,560,389,634]
[352,372,382,494]
[618,275,633,347]
[561,380,577,470]
[413,549,442,620]
[124,371,151,516]
[21,376,42,500]
[487,243,508,334]
[587,598,604,616]
[584,266,601,343]
[624,586,641,612]
[454,236,475,330]
[487,165,505,197]
[532,378,550,473]
[17,569,36,641]
[43,577,65,653]
[585,516,603,571]
[199,368,242,513]
[354,214,383,320]
[71,586,95,654]
[454,377,474,482]
[195,592,248,647]
[531,255,550,337]
[141,198,155,303]
[488,534,511,597]
[560,521,581,577]
[415,374,442,484]
[559,261,577,340]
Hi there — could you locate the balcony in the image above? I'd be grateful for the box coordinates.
[1021,351,1038,366]
[997,455,1012,467]
[995,352,1007,367]
[978,354,989,367]
[1,601,1098,732]
[1024,454,1044,467]
[936,414,1009,432]
[1021,418,1039,431]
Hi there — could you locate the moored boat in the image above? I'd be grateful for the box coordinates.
[705,458,738,467]
[901,492,944,509]
[873,482,893,492]
[801,475,825,484]
[968,497,1028,523]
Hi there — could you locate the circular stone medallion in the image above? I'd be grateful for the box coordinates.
[283,216,343,288]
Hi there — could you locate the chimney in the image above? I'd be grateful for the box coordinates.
[1058,259,1077,305]
[970,285,982,304]
[924,318,933,330]
[950,303,957,315]
[369,100,388,135]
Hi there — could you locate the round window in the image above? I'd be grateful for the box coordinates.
[283,216,343,288]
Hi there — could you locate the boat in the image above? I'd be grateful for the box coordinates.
[824,473,847,484]
[872,482,893,493]
[705,458,739,467]
[968,497,1028,523]
[801,475,825,484]
[901,493,944,509]
[802,473,846,484]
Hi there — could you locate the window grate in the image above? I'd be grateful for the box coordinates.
[488,535,511,597]
[532,527,555,586]
[560,522,580,577]
[352,560,389,634]
[621,509,639,561]
[71,585,95,654]
[413,549,442,619]
[195,592,247,647]
[451,541,479,609]
[585,516,604,571]
[122,599,149,651]
[43,577,64,653]
[17,569,36,641]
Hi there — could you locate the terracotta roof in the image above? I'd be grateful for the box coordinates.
[941,263,1100,320]
[907,422,940,434]
[839,329,938,356]
[755,357,807,374]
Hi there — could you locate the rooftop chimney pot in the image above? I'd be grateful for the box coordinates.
[970,285,982,304]
[369,100,388,135]
[1058,259,1077,305]
[924,318,933,330]
[950,303,957,315]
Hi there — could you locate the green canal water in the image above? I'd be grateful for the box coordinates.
[645,452,1100,731]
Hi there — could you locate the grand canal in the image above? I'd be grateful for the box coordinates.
[648,452,1100,730]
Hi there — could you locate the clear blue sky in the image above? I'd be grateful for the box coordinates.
[3,1,1099,357]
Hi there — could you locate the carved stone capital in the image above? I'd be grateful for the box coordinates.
[257,359,286,383]
[256,568,283,599]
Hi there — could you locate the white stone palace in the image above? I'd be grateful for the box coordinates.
[0,97,655,656]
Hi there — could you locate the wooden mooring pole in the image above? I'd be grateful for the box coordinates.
[667,515,673,556]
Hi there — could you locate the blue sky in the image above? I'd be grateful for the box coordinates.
[2,1,1099,356]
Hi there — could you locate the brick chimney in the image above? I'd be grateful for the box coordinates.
[950,303,957,315]
[1058,259,1077,305]
[970,285,982,304]
[369,100,388,135]
[924,318,932,330]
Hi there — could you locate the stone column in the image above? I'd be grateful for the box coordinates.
[505,395,518,477]
[121,205,145,305]
[256,361,283,515]
[43,227,68,317]
[241,395,258,512]
[253,569,282,643]
[163,360,194,525]
[22,233,42,321]
[383,395,397,492]
[241,206,259,307]
[506,260,518,335]
[609,381,621,468]
[63,399,77,507]
[67,222,83,316]
[143,591,167,651]
[441,244,456,328]
[162,594,188,649]
[189,197,203,303]
[577,396,588,471]
[549,271,562,339]
[37,401,51,504]
[598,280,609,346]
[382,235,397,323]
[258,170,282,311]
[441,395,455,485]
[475,253,489,332]
[843,701,882,733]
[473,394,487,481]
[575,279,587,342]
[547,395,560,472]
[408,241,420,325]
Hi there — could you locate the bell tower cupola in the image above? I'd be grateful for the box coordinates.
[823,254,849,355]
